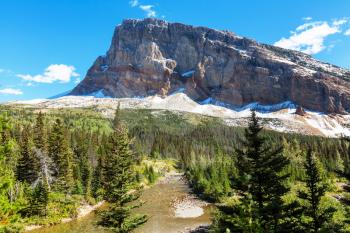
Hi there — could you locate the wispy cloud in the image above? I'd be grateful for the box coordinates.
[129,0,139,7]
[333,18,348,26]
[0,68,12,74]
[74,78,81,84]
[274,18,348,55]
[129,0,157,17]
[345,28,350,36]
[17,64,79,84]
[0,88,23,95]
[139,5,156,17]
[303,17,312,21]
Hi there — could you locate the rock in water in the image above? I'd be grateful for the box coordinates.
[70,18,350,114]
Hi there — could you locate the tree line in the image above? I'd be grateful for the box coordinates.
[0,108,146,232]
[0,106,349,232]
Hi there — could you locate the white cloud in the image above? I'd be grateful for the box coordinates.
[74,78,81,84]
[129,0,139,7]
[345,28,350,36]
[333,18,347,26]
[303,17,312,21]
[0,88,23,95]
[274,18,348,54]
[139,5,156,17]
[17,64,79,84]
[129,0,157,18]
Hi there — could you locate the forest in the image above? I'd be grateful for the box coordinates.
[0,105,349,232]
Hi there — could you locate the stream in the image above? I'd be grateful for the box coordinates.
[29,172,212,233]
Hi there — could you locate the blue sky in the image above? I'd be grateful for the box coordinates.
[1,0,350,102]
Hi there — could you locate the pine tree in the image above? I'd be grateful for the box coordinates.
[297,149,337,233]
[214,198,264,233]
[113,102,121,129]
[34,112,47,151]
[48,119,74,193]
[81,155,92,198]
[29,173,49,216]
[72,162,84,195]
[99,121,147,232]
[217,110,291,232]
[92,145,106,199]
[16,128,39,184]
[72,134,92,196]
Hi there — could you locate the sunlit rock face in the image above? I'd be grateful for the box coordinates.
[71,18,350,114]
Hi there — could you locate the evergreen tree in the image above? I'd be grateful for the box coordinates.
[72,163,84,195]
[29,173,49,216]
[34,112,47,151]
[16,128,39,184]
[113,102,121,129]
[72,134,92,196]
[81,155,92,198]
[298,149,337,233]
[99,121,147,232]
[48,119,74,193]
[213,195,263,233]
[92,145,106,199]
[216,111,291,232]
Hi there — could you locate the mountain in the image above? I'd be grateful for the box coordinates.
[70,18,350,114]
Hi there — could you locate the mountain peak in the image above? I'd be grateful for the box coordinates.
[70,18,350,114]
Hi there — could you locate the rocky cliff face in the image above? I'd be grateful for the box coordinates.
[70,18,350,113]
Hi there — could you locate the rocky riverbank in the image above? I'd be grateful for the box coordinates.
[24,201,105,232]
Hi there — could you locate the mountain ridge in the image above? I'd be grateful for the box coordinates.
[70,18,350,113]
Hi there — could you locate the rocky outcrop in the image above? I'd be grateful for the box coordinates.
[70,18,350,114]
[295,106,307,116]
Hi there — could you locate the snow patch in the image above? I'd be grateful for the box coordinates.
[171,87,186,95]
[87,89,111,98]
[182,70,195,78]
[6,93,350,138]
[305,114,350,137]
[200,98,296,113]
[227,46,250,57]
[100,65,109,72]
[11,99,48,105]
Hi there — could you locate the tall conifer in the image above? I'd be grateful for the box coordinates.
[215,111,291,232]
[16,128,39,184]
[48,119,74,193]
[237,111,290,230]
[298,149,337,232]
[99,112,147,232]
[29,173,49,216]
[34,112,47,151]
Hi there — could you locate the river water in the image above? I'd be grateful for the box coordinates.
[29,173,211,233]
